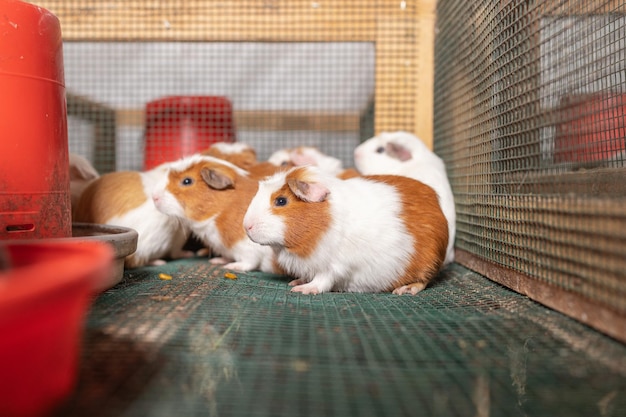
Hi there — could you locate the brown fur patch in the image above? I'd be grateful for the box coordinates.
[201,146,292,180]
[202,146,258,170]
[74,171,145,223]
[337,168,361,180]
[271,168,331,258]
[365,175,448,292]
[166,160,258,249]
[248,161,293,180]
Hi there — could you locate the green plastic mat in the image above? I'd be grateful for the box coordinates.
[55,260,626,417]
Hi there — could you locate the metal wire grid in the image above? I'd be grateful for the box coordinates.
[434,0,626,315]
[31,0,439,173]
[55,260,626,417]
[62,41,374,172]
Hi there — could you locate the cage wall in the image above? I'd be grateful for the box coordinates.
[434,0,626,341]
[35,0,436,174]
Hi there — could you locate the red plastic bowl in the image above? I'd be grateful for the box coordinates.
[0,240,114,417]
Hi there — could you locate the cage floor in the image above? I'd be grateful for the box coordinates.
[54,260,626,417]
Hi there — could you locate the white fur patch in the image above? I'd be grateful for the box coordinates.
[211,142,253,155]
[192,216,276,273]
[267,149,291,167]
[354,131,456,265]
[152,188,186,219]
[243,172,287,246]
[291,147,343,175]
[167,154,250,177]
[107,199,188,265]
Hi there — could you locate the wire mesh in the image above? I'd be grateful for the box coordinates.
[34,0,435,173]
[54,260,626,417]
[434,0,626,319]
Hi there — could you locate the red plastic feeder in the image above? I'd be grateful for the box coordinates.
[554,93,626,164]
[0,240,114,417]
[143,96,236,170]
[0,0,71,240]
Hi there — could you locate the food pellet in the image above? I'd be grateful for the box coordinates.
[224,272,237,280]
[159,273,173,280]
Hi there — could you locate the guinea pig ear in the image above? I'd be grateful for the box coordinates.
[385,142,413,162]
[200,167,235,190]
[287,178,330,203]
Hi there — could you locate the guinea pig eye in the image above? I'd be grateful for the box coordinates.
[376,146,385,154]
[181,177,194,186]
[280,161,289,167]
[274,196,288,207]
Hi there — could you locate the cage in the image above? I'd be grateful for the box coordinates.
[42,0,436,174]
[12,0,626,416]
[434,0,626,343]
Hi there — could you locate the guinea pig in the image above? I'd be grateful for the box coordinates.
[353,131,456,265]
[243,166,448,295]
[202,142,258,170]
[73,163,192,268]
[202,142,290,179]
[151,154,279,273]
[267,146,343,176]
[69,153,100,217]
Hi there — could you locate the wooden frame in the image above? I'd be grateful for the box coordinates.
[37,0,437,148]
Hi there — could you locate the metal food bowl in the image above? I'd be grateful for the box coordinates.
[71,223,138,291]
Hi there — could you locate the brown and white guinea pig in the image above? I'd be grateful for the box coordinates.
[354,131,456,265]
[151,154,279,273]
[243,166,448,295]
[202,142,290,180]
[69,153,100,217]
[74,163,192,268]
[267,146,344,176]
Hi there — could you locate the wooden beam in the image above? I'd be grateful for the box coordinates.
[116,108,361,132]
[35,0,379,42]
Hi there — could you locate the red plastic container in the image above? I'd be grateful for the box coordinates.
[143,95,236,170]
[554,93,626,164]
[0,240,114,417]
[0,0,71,240]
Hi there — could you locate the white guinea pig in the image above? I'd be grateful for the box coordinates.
[151,154,279,273]
[243,166,448,295]
[74,163,192,268]
[267,146,343,176]
[353,131,456,265]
